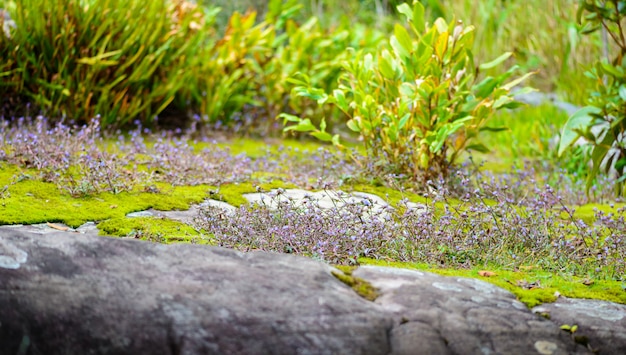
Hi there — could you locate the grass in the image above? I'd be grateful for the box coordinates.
[97,216,210,244]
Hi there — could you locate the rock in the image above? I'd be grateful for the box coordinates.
[148,198,237,224]
[242,188,427,221]
[513,89,581,116]
[533,298,626,354]
[2,229,624,354]
[75,221,99,234]
[126,210,155,218]
[0,230,392,354]
[352,266,588,355]
[0,222,76,235]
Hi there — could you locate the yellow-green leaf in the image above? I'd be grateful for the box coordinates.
[479,52,512,70]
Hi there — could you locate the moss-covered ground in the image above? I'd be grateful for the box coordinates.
[1,137,625,306]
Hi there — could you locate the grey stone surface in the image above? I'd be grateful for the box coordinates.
[1,228,625,354]
[353,266,588,355]
[243,188,427,220]
[0,222,77,235]
[514,90,580,115]
[148,198,237,224]
[75,221,99,234]
[0,230,391,355]
[533,298,626,354]
[126,210,155,218]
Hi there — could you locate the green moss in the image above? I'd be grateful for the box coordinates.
[98,217,212,244]
[214,138,330,159]
[569,203,626,223]
[331,266,379,301]
[359,258,626,307]
[0,165,214,227]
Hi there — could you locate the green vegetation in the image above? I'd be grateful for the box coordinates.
[98,217,209,244]
[283,1,531,183]
[361,258,626,307]
[559,0,626,195]
[0,0,211,126]
[0,0,625,306]
[0,163,212,227]
[332,265,379,301]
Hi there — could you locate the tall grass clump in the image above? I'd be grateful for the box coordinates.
[0,0,212,127]
[421,0,608,104]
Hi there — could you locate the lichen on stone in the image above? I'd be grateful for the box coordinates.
[331,266,379,302]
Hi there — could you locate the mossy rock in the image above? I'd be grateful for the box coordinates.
[98,216,212,244]
[360,258,626,307]
[332,265,379,301]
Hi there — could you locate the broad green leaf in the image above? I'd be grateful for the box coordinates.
[397,2,425,33]
[278,113,302,123]
[500,101,525,109]
[619,85,626,102]
[473,77,498,98]
[586,132,613,193]
[479,52,512,70]
[379,50,397,79]
[493,95,513,109]
[283,118,316,132]
[398,113,410,130]
[363,53,374,71]
[393,24,413,57]
[399,82,416,97]
[501,71,535,91]
[412,1,426,33]
[347,118,361,132]
[558,106,602,156]
[396,3,413,22]
[480,126,509,132]
[311,131,333,142]
[435,32,449,59]
[466,143,490,153]
[600,61,624,77]
[319,118,327,132]
[434,18,448,34]
[292,86,328,104]
[333,89,348,112]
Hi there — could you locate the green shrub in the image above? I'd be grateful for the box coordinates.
[559,0,626,195]
[0,0,212,127]
[282,2,531,183]
[191,0,384,133]
[183,10,261,125]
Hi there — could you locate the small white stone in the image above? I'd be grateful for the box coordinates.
[534,340,558,355]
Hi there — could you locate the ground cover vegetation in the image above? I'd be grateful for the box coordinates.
[1,0,625,303]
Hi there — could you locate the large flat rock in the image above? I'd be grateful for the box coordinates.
[1,229,621,354]
[353,266,586,355]
[0,230,391,354]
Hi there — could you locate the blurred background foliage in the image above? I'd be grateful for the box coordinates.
[203,0,609,104]
[0,0,617,184]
